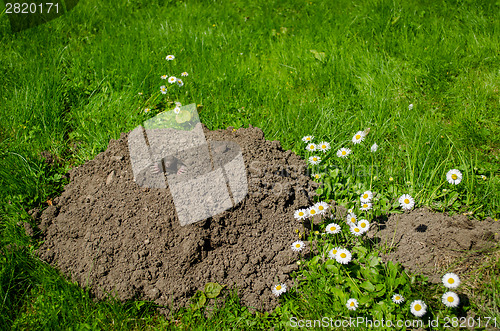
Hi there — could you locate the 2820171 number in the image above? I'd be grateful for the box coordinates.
[5,3,59,14]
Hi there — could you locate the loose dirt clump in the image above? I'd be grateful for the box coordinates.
[367,208,500,283]
[36,125,318,312]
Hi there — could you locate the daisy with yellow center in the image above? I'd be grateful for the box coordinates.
[328,247,341,259]
[165,55,175,61]
[347,208,353,214]
[442,292,460,308]
[313,173,322,180]
[335,248,352,264]
[291,240,305,252]
[325,222,341,234]
[410,300,427,317]
[302,136,314,142]
[144,108,151,113]
[181,72,188,76]
[173,107,181,114]
[314,201,329,215]
[318,141,330,152]
[272,283,287,297]
[398,194,415,210]
[346,298,358,311]
[293,209,308,221]
[306,143,317,151]
[160,85,167,94]
[352,131,365,144]
[161,75,168,79]
[175,101,182,107]
[176,79,184,87]
[360,202,372,211]
[346,212,357,226]
[308,155,321,165]
[350,226,363,236]
[446,169,462,185]
[168,76,177,84]
[392,293,404,304]
[481,175,487,180]
[336,148,351,158]
[308,205,319,217]
[442,273,460,289]
[358,219,370,233]
[360,190,373,203]
[389,176,394,182]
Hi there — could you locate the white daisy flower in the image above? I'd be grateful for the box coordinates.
[442,292,460,308]
[272,283,287,297]
[294,209,308,221]
[308,205,319,217]
[346,298,358,311]
[160,85,167,94]
[371,143,378,152]
[176,79,184,87]
[312,173,322,180]
[409,104,414,110]
[317,141,331,152]
[335,248,352,264]
[392,293,404,304]
[336,148,351,158]
[325,223,341,234]
[168,76,177,84]
[328,247,341,259]
[161,75,168,79]
[481,175,487,180]
[410,300,427,317]
[398,194,415,210]
[352,131,365,144]
[181,71,188,77]
[175,101,182,107]
[347,208,353,214]
[308,155,321,165]
[306,143,317,151]
[138,92,143,95]
[360,202,372,211]
[358,219,370,233]
[302,136,314,142]
[346,213,357,227]
[143,108,151,113]
[314,201,329,214]
[360,190,373,203]
[350,226,363,236]
[165,55,175,61]
[446,169,463,185]
[291,240,305,252]
[442,273,460,289]
[173,107,181,114]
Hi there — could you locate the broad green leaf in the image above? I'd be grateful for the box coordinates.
[360,280,376,292]
[205,282,223,298]
[190,291,206,310]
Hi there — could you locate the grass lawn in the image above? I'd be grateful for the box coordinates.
[1,0,499,329]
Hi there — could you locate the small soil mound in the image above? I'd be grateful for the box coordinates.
[36,125,318,312]
[368,208,500,283]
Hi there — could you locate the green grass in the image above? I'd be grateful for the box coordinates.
[1,0,499,329]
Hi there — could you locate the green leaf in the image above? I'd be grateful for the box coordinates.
[205,282,223,299]
[190,291,206,310]
[360,280,376,292]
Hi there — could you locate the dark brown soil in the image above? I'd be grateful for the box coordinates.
[367,208,500,283]
[36,125,319,312]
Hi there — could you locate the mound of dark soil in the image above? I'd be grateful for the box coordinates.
[36,125,318,312]
[367,208,500,283]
